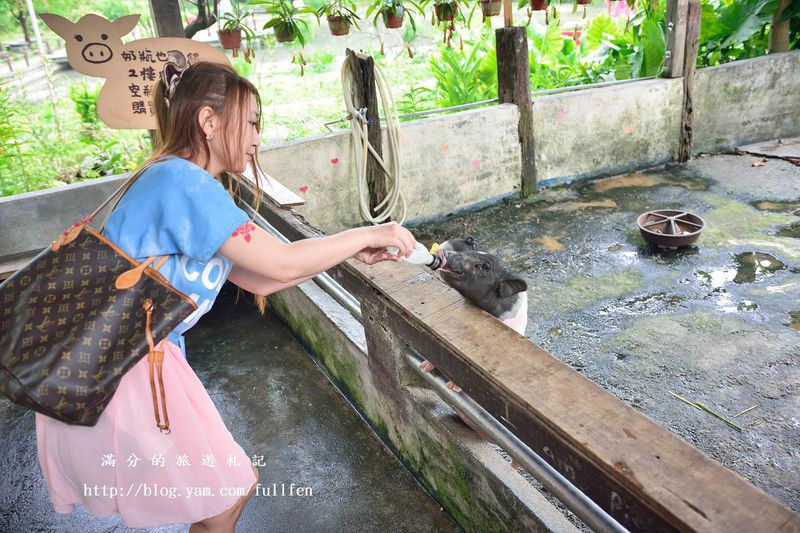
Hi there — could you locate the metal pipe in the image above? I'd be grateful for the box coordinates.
[531,76,656,97]
[404,347,629,533]
[239,203,363,320]
[240,201,627,532]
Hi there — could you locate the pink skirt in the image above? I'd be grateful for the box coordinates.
[34,338,258,528]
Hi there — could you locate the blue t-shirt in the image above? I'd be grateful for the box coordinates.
[102,155,250,358]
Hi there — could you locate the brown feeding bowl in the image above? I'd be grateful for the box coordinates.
[637,209,705,249]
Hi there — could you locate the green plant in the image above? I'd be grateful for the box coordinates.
[254,0,320,46]
[68,81,102,130]
[366,0,424,31]
[231,56,254,77]
[307,50,336,73]
[317,0,362,29]
[397,85,436,115]
[422,25,498,107]
[220,0,258,60]
[698,0,800,66]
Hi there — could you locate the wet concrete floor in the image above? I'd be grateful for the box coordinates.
[411,152,800,512]
[0,282,459,532]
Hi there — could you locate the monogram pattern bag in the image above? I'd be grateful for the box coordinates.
[0,163,198,432]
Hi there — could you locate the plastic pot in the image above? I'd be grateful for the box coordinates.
[218,28,242,50]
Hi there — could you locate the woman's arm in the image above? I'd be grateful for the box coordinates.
[218,220,416,283]
[227,263,318,297]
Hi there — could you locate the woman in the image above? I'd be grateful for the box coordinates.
[34,60,417,532]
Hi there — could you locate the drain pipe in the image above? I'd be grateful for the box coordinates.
[241,203,627,532]
[404,346,629,533]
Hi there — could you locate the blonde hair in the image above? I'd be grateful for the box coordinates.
[103,61,271,315]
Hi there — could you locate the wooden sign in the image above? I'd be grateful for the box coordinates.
[39,13,230,130]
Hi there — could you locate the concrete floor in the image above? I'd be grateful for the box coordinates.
[411,151,800,513]
[0,282,459,532]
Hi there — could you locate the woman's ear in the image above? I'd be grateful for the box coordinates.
[197,106,216,136]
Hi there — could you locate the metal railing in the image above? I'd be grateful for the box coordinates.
[240,202,628,533]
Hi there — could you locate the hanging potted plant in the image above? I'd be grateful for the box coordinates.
[480,0,502,19]
[218,2,258,61]
[317,0,361,36]
[521,0,549,24]
[433,0,459,22]
[366,0,423,30]
[423,0,473,47]
[252,0,320,75]
[254,0,319,44]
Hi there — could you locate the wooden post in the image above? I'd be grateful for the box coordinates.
[496,27,537,197]
[678,0,701,162]
[503,0,513,27]
[662,0,688,78]
[346,48,387,221]
[149,0,185,38]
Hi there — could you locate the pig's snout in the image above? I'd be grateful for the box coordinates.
[440,251,462,272]
[82,43,113,63]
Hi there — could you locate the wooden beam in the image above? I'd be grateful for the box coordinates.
[345,49,387,221]
[503,0,513,27]
[678,0,701,162]
[496,27,537,197]
[240,186,800,532]
[662,0,688,78]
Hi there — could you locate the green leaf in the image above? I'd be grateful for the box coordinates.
[780,0,800,21]
[638,18,665,76]
[584,14,620,50]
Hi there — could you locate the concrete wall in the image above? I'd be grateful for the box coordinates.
[0,173,127,265]
[692,51,800,154]
[266,275,578,532]
[260,104,522,234]
[532,77,683,187]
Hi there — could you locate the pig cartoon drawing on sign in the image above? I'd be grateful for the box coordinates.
[39,13,231,129]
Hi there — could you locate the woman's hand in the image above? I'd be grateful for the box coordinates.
[353,222,417,264]
[353,247,404,265]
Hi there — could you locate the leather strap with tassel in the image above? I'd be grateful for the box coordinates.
[115,255,172,434]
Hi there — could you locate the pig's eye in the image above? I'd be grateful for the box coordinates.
[481,263,490,272]
[101,33,108,40]
[74,34,83,42]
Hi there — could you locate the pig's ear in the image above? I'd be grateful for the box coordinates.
[497,276,527,298]
[39,13,74,39]
[112,14,140,37]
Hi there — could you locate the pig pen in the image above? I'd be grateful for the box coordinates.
[408,151,800,513]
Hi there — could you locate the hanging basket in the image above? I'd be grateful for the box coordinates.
[327,15,351,36]
[274,25,295,43]
[218,28,242,50]
[434,2,459,21]
[383,7,405,28]
[480,0,502,17]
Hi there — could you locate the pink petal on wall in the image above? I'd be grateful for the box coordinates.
[557,110,566,120]
[623,125,633,135]
[471,160,481,169]
[440,144,449,152]
[299,185,309,193]
[330,157,339,164]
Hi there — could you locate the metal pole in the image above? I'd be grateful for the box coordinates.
[404,346,629,533]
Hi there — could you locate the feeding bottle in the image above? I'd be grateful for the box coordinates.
[386,242,444,270]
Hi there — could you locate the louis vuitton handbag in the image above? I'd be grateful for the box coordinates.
[0,163,198,433]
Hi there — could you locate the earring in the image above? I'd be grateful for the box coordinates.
[206,131,214,141]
